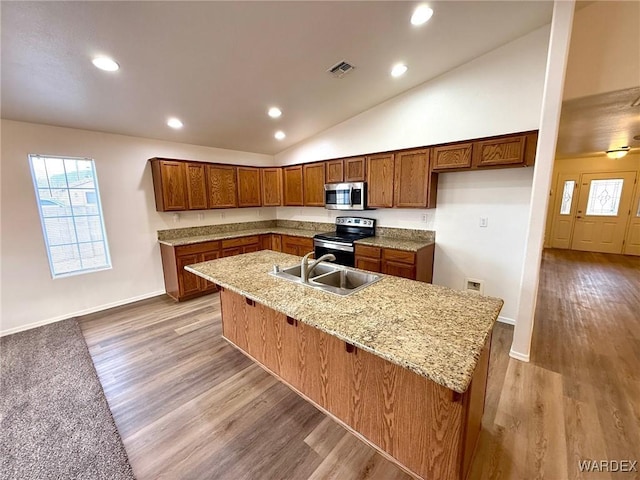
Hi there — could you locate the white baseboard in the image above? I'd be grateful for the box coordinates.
[0,290,166,337]
[509,348,530,362]
[497,315,516,325]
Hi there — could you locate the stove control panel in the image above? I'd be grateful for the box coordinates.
[336,217,375,228]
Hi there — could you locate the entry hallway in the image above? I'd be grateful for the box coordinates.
[79,249,640,479]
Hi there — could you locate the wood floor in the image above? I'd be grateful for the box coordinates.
[78,249,640,480]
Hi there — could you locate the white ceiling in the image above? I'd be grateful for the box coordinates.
[1,1,554,155]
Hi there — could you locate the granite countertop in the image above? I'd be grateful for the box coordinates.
[186,250,503,393]
[158,227,317,246]
[355,236,434,252]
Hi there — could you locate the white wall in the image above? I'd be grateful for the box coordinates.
[275,26,551,323]
[0,120,273,334]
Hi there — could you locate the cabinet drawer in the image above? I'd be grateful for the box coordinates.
[175,241,220,256]
[221,235,260,249]
[355,244,381,259]
[283,235,313,248]
[383,248,415,264]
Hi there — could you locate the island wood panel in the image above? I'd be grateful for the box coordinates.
[325,159,344,184]
[303,162,326,206]
[394,148,432,208]
[185,162,208,209]
[367,153,395,208]
[218,289,489,480]
[237,167,261,207]
[206,164,238,208]
[283,165,304,206]
[432,143,473,171]
[150,159,188,211]
[345,157,366,182]
[261,168,283,206]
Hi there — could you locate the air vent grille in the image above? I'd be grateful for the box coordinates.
[328,60,355,78]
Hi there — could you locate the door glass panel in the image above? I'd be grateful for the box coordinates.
[585,179,624,216]
[559,180,575,215]
[636,198,640,217]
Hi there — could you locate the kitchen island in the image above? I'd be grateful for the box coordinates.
[186,250,503,480]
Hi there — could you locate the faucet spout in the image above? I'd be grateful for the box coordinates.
[301,251,336,283]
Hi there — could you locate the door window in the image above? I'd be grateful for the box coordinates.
[559,180,575,215]
[585,179,624,216]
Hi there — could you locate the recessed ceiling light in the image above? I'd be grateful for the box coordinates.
[391,64,408,77]
[167,117,183,129]
[91,56,119,72]
[606,146,630,159]
[268,107,282,118]
[411,5,434,26]
[633,134,640,141]
[274,131,286,140]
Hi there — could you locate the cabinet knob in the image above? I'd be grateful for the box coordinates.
[286,316,297,326]
[345,343,356,354]
[245,297,255,307]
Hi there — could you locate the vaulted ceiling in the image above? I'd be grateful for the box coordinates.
[1,1,554,155]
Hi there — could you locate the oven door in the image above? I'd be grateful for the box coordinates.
[324,183,366,210]
[314,239,355,267]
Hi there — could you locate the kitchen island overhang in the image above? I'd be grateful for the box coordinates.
[186,250,503,479]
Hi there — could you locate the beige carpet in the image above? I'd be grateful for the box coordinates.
[0,319,135,480]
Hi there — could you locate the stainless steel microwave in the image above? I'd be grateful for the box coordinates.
[324,182,367,210]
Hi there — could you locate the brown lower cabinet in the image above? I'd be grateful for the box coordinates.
[220,288,491,480]
[355,243,434,283]
[280,235,314,256]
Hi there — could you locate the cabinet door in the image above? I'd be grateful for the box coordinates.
[237,167,262,207]
[261,168,283,206]
[325,159,344,184]
[367,153,395,208]
[207,164,238,208]
[283,166,304,206]
[355,256,381,273]
[242,244,260,254]
[260,234,272,250]
[222,247,242,257]
[271,234,282,252]
[383,260,416,279]
[394,149,431,208]
[473,135,526,167]
[152,160,187,211]
[344,156,366,182]
[177,253,202,297]
[185,162,208,210]
[281,236,299,255]
[201,251,219,292]
[432,143,473,171]
[303,163,325,206]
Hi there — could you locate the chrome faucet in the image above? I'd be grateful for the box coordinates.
[301,251,336,283]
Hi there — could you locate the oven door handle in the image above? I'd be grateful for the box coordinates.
[313,239,354,253]
[349,186,353,207]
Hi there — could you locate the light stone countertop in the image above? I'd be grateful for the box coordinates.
[355,236,434,252]
[158,227,318,246]
[186,250,503,393]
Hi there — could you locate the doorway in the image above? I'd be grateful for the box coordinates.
[549,171,639,254]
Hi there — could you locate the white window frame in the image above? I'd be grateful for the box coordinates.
[28,154,112,278]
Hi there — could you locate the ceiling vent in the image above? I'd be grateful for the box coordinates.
[328,60,355,78]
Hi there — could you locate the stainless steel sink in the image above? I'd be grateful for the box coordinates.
[270,262,381,296]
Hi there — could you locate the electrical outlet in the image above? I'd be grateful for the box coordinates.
[464,278,484,294]
[479,217,488,228]
[172,213,180,223]
[197,213,204,221]
[421,213,428,223]
[220,212,225,219]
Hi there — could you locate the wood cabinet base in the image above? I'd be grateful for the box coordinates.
[220,289,491,480]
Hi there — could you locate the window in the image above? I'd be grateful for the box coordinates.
[29,155,111,278]
[559,180,575,215]
[585,178,624,216]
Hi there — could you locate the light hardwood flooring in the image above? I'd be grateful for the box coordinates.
[78,249,640,479]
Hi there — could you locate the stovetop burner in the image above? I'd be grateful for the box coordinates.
[314,231,373,244]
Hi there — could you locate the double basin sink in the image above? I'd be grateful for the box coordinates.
[270,262,381,296]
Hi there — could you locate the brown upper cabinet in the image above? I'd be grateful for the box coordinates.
[432,143,473,171]
[261,168,283,206]
[303,162,325,206]
[394,149,437,209]
[150,159,188,211]
[367,153,395,208]
[237,167,262,207]
[185,162,208,210]
[325,159,344,184]
[473,134,527,168]
[344,156,367,182]
[283,165,304,206]
[207,164,238,208]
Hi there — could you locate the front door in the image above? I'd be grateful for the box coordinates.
[571,171,637,253]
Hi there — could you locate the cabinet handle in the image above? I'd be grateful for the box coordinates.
[286,316,297,326]
[345,343,356,354]
[245,297,255,307]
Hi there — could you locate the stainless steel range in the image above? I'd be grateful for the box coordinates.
[313,217,375,267]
